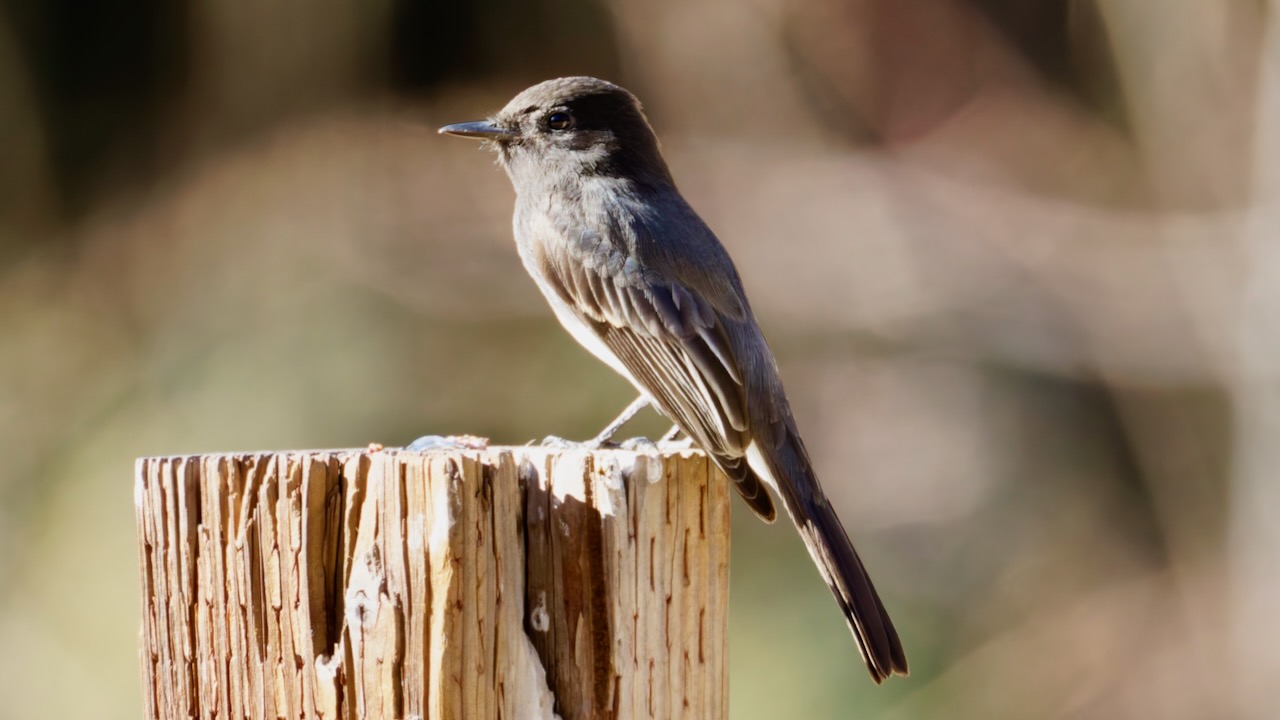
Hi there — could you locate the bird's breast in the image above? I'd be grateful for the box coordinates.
[512,198,641,386]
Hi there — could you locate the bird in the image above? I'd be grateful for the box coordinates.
[439,76,908,683]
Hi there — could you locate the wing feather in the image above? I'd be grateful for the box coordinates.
[546,243,775,520]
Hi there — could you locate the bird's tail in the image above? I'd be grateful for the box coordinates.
[748,434,909,683]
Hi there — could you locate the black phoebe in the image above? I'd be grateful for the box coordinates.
[440,76,907,683]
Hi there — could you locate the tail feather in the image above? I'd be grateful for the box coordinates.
[746,437,908,683]
[799,496,908,682]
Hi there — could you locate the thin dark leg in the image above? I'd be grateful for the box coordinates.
[588,394,652,446]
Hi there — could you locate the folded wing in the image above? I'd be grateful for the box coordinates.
[543,233,776,521]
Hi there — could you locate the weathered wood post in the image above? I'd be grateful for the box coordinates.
[135,446,730,719]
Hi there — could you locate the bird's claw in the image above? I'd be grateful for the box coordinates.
[620,436,659,452]
[658,436,695,451]
[540,435,621,450]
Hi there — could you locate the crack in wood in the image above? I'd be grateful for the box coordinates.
[135,447,728,719]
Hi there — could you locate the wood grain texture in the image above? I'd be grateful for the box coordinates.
[135,446,729,720]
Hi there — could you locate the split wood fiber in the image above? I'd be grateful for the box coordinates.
[135,446,729,720]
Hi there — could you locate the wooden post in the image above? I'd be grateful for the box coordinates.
[134,446,730,720]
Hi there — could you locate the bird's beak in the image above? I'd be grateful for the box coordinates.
[438,120,515,139]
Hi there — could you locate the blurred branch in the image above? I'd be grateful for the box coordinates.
[1097,0,1266,208]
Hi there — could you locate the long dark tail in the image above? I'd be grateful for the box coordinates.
[798,490,908,682]
[753,433,909,683]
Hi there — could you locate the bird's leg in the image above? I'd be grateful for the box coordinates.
[624,423,689,452]
[589,394,652,446]
[542,394,653,449]
[657,424,694,450]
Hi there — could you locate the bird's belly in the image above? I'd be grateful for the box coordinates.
[540,283,642,387]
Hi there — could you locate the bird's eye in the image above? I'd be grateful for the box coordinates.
[546,111,573,131]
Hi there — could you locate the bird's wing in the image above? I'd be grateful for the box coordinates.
[539,231,776,521]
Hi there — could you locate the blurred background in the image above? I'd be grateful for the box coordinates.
[2,1,1278,718]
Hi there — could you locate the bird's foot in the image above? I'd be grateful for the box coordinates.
[657,436,695,451]
[651,424,693,450]
[539,435,620,450]
[619,436,659,452]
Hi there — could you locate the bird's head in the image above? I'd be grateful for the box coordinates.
[439,76,673,189]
